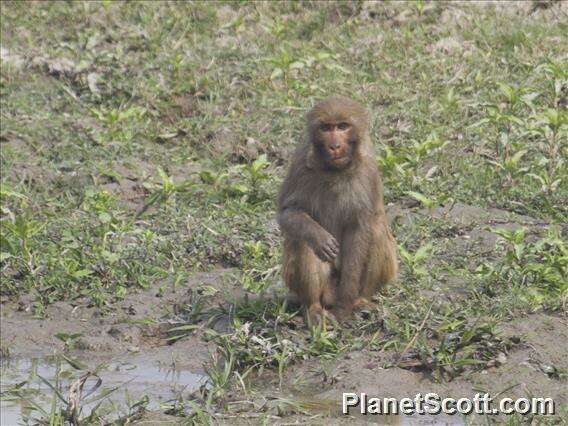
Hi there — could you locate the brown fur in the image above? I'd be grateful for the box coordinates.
[277,96,398,325]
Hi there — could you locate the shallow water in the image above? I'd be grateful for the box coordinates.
[1,356,466,425]
[0,355,204,425]
[294,396,466,425]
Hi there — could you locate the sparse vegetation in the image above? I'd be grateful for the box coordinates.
[1,1,566,424]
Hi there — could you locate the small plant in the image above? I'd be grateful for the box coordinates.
[269,49,306,81]
[477,228,567,311]
[399,243,433,278]
[527,168,562,194]
[486,149,528,185]
[202,351,236,408]
[406,191,437,209]
[242,154,271,201]
[1,214,44,274]
[307,323,344,358]
[406,134,448,166]
[377,146,411,181]
[377,133,448,194]
[54,332,83,351]
[137,167,195,218]
[241,240,278,293]
[90,105,147,144]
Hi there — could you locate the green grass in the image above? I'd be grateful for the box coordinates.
[1,1,567,423]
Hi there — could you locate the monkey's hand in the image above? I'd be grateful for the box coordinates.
[311,231,339,263]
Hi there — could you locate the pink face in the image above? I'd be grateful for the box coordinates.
[315,121,356,169]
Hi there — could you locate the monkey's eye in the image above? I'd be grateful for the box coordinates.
[320,123,334,132]
[337,122,351,131]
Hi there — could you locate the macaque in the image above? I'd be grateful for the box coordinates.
[277,96,397,325]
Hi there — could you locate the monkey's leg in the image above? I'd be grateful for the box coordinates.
[359,216,398,304]
[282,239,335,326]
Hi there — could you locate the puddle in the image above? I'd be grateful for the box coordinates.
[0,355,204,425]
[295,397,466,425]
[400,415,465,425]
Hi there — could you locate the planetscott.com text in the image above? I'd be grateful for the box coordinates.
[342,393,555,416]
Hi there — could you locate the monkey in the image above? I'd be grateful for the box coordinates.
[277,96,397,326]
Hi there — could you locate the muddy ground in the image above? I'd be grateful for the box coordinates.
[2,204,566,424]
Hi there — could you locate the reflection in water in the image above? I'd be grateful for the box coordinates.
[0,356,204,425]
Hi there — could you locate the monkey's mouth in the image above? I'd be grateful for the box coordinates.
[329,156,350,167]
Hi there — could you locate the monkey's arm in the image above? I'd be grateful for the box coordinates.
[278,207,339,263]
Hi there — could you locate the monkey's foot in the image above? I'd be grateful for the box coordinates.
[306,304,337,329]
[352,297,377,312]
[329,305,353,323]
[329,298,377,322]
[353,298,377,320]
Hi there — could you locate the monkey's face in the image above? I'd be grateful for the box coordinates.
[313,121,357,170]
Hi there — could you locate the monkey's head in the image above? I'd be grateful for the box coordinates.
[306,96,369,171]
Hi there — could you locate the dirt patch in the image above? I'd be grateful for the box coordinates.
[100,179,148,210]
[281,313,567,422]
[423,202,548,228]
[0,268,239,365]
[389,202,555,259]
[499,313,568,378]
